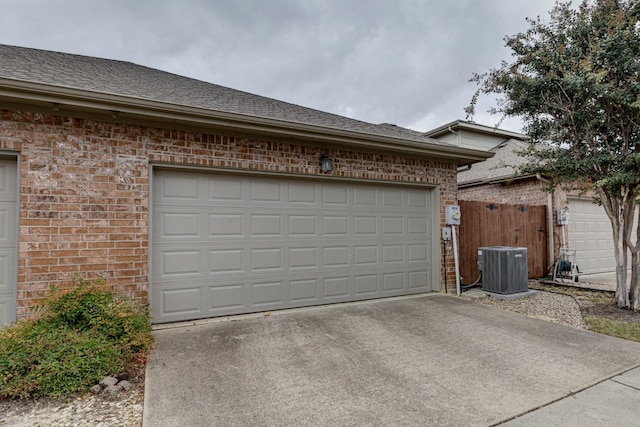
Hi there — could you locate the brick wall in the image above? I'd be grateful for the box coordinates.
[458,178,549,205]
[1,108,458,318]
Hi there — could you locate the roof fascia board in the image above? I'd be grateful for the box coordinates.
[426,120,525,141]
[0,78,492,163]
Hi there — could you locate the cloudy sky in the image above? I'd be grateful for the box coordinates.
[1,0,558,132]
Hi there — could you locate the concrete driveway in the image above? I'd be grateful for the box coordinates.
[143,294,640,426]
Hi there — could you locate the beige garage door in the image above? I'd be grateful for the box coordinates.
[0,159,17,325]
[151,169,437,323]
[568,198,616,274]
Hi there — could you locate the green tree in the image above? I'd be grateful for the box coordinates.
[467,0,640,309]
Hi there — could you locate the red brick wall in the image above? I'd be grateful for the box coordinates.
[1,108,458,318]
[458,178,549,205]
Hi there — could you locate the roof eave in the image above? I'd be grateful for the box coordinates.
[425,119,525,141]
[0,78,493,164]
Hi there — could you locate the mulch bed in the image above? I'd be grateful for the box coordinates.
[581,303,640,323]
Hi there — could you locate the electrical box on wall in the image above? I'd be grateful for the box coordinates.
[556,208,569,225]
[445,205,461,225]
[442,227,451,241]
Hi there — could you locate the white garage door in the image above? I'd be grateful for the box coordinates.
[568,198,616,274]
[151,169,437,323]
[0,159,17,325]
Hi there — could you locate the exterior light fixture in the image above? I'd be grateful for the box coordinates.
[320,152,333,173]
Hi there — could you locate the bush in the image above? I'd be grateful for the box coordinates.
[43,278,152,356]
[0,278,153,400]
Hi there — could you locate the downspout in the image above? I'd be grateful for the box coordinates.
[537,174,555,270]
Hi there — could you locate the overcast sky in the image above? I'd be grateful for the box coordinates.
[1,0,558,132]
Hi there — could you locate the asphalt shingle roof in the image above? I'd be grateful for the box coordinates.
[0,44,444,145]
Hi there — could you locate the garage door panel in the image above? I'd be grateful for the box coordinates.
[209,213,244,236]
[323,276,350,298]
[160,249,201,277]
[0,160,18,325]
[0,204,16,244]
[289,247,318,269]
[568,198,617,274]
[409,271,429,289]
[323,246,349,267]
[382,245,404,263]
[158,174,201,201]
[354,216,377,235]
[408,244,427,262]
[290,278,319,302]
[383,272,404,291]
[251,180,281,202]
[251,281,284,307]
[152,170,437,323]
[209,176,243,201]
[354,245,378,265]
[354,187,376,205]
[159,212,201,238]
[289,182,317,204]
[0,162,16,200]
[289,215,318,236]
[323,216,348,235]
[0,298,11,325]
[208,283,246,311]
[209,249,244,274]
[251,214,282,236]
[355,274,378,295]
[382,189,403,207]
[382,217,403,234]
[408,217,428,234]
[407,190,428,208]
[250,248,283,271]
[323,185,348,205]
[0,251,14,292]
[158,287,202,316]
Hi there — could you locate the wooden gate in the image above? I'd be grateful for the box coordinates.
[457,201,548,281]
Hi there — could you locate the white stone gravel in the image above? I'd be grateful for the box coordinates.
[0,383,143,427]
[462,288,587,329]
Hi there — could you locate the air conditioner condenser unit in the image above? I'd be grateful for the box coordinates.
[477,246,528,294]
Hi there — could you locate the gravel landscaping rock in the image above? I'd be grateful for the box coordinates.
[99,377,119,388]
[461,287,587,329]
[0,378,144,427]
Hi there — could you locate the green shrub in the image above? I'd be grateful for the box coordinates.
[43,278,115,332]
[0,278,153,400]
[0,320,124,399]
[43,278,153,356]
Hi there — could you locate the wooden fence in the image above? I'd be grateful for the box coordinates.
[457,201,548,282]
